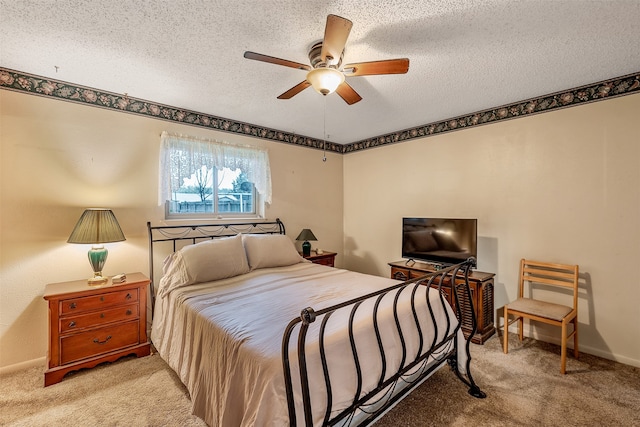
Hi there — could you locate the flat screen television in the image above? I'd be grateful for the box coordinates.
[402,218,477,266]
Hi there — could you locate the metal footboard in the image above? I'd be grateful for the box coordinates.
[282,258,485,427]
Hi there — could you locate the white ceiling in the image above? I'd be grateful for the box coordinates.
[2,0,640,144]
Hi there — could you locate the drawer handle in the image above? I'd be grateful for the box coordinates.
[126,310,132,315]
[68,321,76,328]
[125,293,132,300]
[394,272,408,280]
[100,313,105,318]
[93,335,112,345]
[100,296,105,302]
[69,303,77,309]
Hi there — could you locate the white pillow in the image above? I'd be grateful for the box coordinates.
[242,234,303,270]
[180,234,250,284]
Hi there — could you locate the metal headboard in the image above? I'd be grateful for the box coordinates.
[147,218,285,309]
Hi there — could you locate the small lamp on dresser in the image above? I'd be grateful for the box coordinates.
[67,208,126,286]
[296,228,317,257]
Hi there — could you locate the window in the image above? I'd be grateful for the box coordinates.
[166,165,255,216]
[159,132,271,219]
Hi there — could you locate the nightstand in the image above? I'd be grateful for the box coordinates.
[43,272,151,386]
[301,251,337,267]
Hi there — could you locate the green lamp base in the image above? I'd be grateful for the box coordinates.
[87,245,109,286]
[302,241,311,257]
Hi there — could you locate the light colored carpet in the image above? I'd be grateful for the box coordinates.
[1,334,639,426]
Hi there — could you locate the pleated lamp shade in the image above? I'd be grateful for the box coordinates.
[68,208,125,285]
[68,209,126,244]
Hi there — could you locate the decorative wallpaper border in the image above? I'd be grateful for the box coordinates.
[0,67,341,154]
[1,67,639,154]
[343,71,640,153]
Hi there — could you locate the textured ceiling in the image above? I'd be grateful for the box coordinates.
[2,0,640,144]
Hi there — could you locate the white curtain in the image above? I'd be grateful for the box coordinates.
[158,131,272,206]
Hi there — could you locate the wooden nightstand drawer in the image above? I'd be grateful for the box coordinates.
[313,256,334,266]
[60,303,139,333]
[301,251,337,267]
[60,320,140,365]
[61,288,138,314]
[391,267,410,281]
[392,266,436,281]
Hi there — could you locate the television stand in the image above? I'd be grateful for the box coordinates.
[388,260,495,344]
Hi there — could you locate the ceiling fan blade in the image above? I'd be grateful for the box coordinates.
[320,15,353,65]
[343,58,410,76]
[244,51,311,71]
[335,81,362,105]
[277,80,311,99]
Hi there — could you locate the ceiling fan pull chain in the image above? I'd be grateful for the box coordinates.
[323,97,327,162]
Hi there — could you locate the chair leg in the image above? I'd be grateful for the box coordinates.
[561,322,568,374]
[518,317,523,342]
[573,317,579,359]
[503,306,509,354]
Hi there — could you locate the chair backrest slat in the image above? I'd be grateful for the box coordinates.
[518,259,579,306]
[522,266,576,288]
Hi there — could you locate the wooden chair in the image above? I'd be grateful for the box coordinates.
[503,259,579,374]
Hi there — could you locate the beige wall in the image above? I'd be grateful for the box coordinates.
[2,87,639,370]
[0,90,344,369]
[343,93,640,367]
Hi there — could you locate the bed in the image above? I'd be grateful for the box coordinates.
[148,219,485,427]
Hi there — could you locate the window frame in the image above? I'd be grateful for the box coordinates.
[164,166,259,219]
[159,132,270,220]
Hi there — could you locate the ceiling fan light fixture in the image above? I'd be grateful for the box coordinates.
[244,14,408,105]
[306,67,345,95]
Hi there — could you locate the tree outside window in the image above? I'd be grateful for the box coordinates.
[168,166,254,215]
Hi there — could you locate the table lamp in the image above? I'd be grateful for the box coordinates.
[296,229,317,257]
[67,208,126,285]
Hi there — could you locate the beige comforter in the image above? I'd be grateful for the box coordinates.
[151,262,465,427]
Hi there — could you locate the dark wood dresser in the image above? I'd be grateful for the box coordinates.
[388,260,495,344]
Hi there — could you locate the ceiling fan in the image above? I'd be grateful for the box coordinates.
[244,14,409,105]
